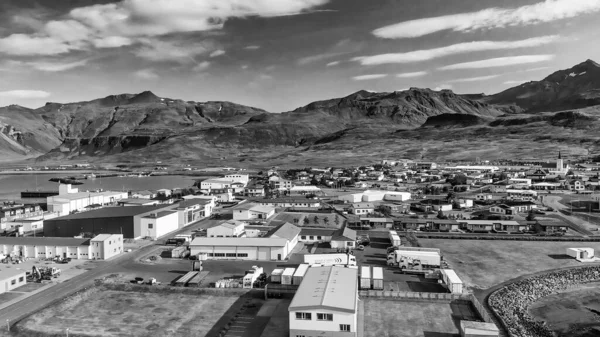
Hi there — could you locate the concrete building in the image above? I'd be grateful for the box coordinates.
[0,236,121,260]
[47,184,128,216]
[190,222,300,261]
[181,195,215,216]
[299,228,337,243]
[330,226,357,249]
[233,204,276,222]
[175,199,209,227]
[139,210,179,239]
[0,268,26,294]
[208,220,246,238]
[89,234,123,260]
[251,198,321,208]
[349,203,375,215]
[289,266,358,337]
[117,198,161,207]
[0,203,44,224]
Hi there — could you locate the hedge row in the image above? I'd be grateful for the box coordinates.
[413,234,600,241]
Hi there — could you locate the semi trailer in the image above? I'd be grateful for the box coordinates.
[387,250,441,274]
[303,253,357,267]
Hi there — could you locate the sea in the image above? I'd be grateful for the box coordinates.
[0,174,199,200]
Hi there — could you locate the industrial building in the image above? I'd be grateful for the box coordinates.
[338,190,411,203]
[0,268,26,294]
[190,222,300,261]
[0,235,122,260]
[47,184,128,216]
[289,266,358,337]
[233,204,276,221]
[139,210,179,239]
[207,220,246,237]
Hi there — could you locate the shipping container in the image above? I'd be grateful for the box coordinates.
[293,264,310,285]
[441,269,463,294]
[372,267,384,290]
[567,248,595,260]
[270,268,284,283]
[459,320,499,337]
[360,266,371,290]
[281,268,296,285]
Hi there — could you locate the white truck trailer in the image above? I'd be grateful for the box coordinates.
[270,268,284,283]
[360,266,371,290]
[303,253,357,266]
[372,266,384,290]
[243,266,264,289]
[388,250,441,274]
[441,269,463,294]
[281,267,296,285]
[293,264,310,285]
[389,231,402,247]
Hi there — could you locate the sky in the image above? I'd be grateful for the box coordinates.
[0,0,599,112]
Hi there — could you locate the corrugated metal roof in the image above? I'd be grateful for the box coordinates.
[268,222,300,241]
[0,267,27,280]
[288,266,358,313]
[49,205,172,220]
[91,234,118,242]
[299,228,337,236]
[0,237,90,246]
[190,237,288,247]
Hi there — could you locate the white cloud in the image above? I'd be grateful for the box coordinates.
[0,90,51,99]
[259,74,273,80]
[244,45,261,50]
[134,39,212,63]
[396,71,428,78]
[30,59,89,72]
[521,66,550,72]
[93,36,133,48]
[439,55,554,70]
[0,34,79,56]
[326,61,340,67]
[434,84,453,91]
[209,49,226,58]
[504,80,527,84]
[448,75,500,83]
[354,35,557,65]
[134,69,159,79]
[192,61,211,72]
[298,52,343,65]
[241,65,249,70]
[352,74,388,81]
[373,0,600,39]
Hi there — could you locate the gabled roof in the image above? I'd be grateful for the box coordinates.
[267,222,300,241]
[332,226,356,241]
[351,202,375,209]
[211,220,246,229]
[190,237,288,247]
[289,266,357,313]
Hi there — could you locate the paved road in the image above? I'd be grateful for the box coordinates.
[0,216,220,331]
[543,195,596,235]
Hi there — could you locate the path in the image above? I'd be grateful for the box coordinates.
[543,195,597,235]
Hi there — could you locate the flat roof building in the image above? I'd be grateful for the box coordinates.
[289,266,358,337]
[0,268,26,294]
[0,235,121,260]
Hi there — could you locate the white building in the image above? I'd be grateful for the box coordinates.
[181,195,215,217]
[269,176,294,190]
[89,234,123,260]
[508,178,532,187]
[208,220,246,237]
[139,210,179,239]
[0,268,26,294]
[349,203,375,215]
[190,222,300,261]
[47,184,128,216]
[338,190,410,203]
[289,266,358,337]
[233,205,276,222]
[224,173,249,185]
[175,199,208,227]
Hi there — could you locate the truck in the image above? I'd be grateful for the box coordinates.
[388,231,402,247]
[165,237,186,246]
[360,266,371,290]
[281,268,296,285]
[243,266,264,289]
[293,264,310,285]
[372,267,384,290]
[387,250,441,274]
[303,253,357,267]
[440,269,463,294]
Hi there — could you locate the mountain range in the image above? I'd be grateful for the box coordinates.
[1,59,600,167]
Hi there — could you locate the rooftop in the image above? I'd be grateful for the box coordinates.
[142,210,177,219]
[49,205,172,220]
[251,197,321,204]
[267,222,300,241]
[288,266,358,313]
[176,199,212,209]
[0,237,91,246]
[91,234,121,242]
[190,237,288,247]
[0,267,27,280]
[299,228,337,236]
[332,226,357,241]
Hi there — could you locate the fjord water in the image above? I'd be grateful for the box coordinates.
[0,174,198,200]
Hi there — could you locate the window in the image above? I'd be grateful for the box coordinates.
[309,236,314,240]
[295,312,311,320]
[148,223,153,229]
[317,236,322,240]
[226,253,236,257]
[208,253,214,257]
[301,236,306,240]
[317,313,333,321]
[340,324,351,332]
[11,279,16,285]
[213,253,225,257]
[18,277,24,282]
[296,335,306,337]
[237,253,248,257]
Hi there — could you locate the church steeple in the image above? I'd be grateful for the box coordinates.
[558,151,562,159]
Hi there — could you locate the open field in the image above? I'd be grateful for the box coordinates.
[15,285,241,337]
[529,284,600,337]
[419,239,598,289]
[363,298,477,337]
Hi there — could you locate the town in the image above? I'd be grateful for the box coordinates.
[1,152,600,336]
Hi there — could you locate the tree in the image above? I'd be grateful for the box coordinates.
[293,218,299,225]
[376,205,392,217]
[450,174,467,186]
[437,210,446,219]
[446,191,456,202]
[303,217,310,226]
[323,217,330,226]
[526,210,536,221]
[334,215,340,226]
[313,216,319,224]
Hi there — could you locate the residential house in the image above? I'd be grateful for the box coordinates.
[269,176,294,190]
[233,205,276,222]
[330,226,357,249]
[299,228,336,243]
[130,190,156,199]
[476,194,493,201]
[156,189,172,197]
[415,199,452,212]
[349,203,375,215]
[359,217,394,229]
[489,204,515,215]
[244,184,265,197]
[207,220,246,238]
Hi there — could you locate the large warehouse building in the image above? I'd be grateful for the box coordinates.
[0,234,123,260]
[289,266,358,337]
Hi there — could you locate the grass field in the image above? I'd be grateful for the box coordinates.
[419,239,595,289]
[529,285,600,337]
[16,286,240,337]
[363,298,476,337]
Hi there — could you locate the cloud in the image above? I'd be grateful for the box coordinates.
[354,35,558,65]
[258,74,273,80]
[448,75,500,83]
[134,68,159,79]
[439,55,554,70]
[209,49,225,58]
[434,84,453,91]
[30,59,89,72]
[0,90,51,99]
[244,45,261,50]
[0,34,80,56]
[93,36,133,48]
[396,71,428,78]
[352,74,388,81]
[298,52,343,65]
[134,39,212,63]
[326,61,340,67]
[373,0,600,39]
[192,61,211,72]
[241,65,249,70]
[521,66,551,72]
[504,80,527,84]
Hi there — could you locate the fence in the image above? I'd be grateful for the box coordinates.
[411,232,600,241]
[358,290,465,301]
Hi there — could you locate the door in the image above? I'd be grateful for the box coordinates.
[63,252,67,258]
[277,254,281,261]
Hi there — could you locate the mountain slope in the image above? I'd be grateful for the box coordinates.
[486,59,600,112]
